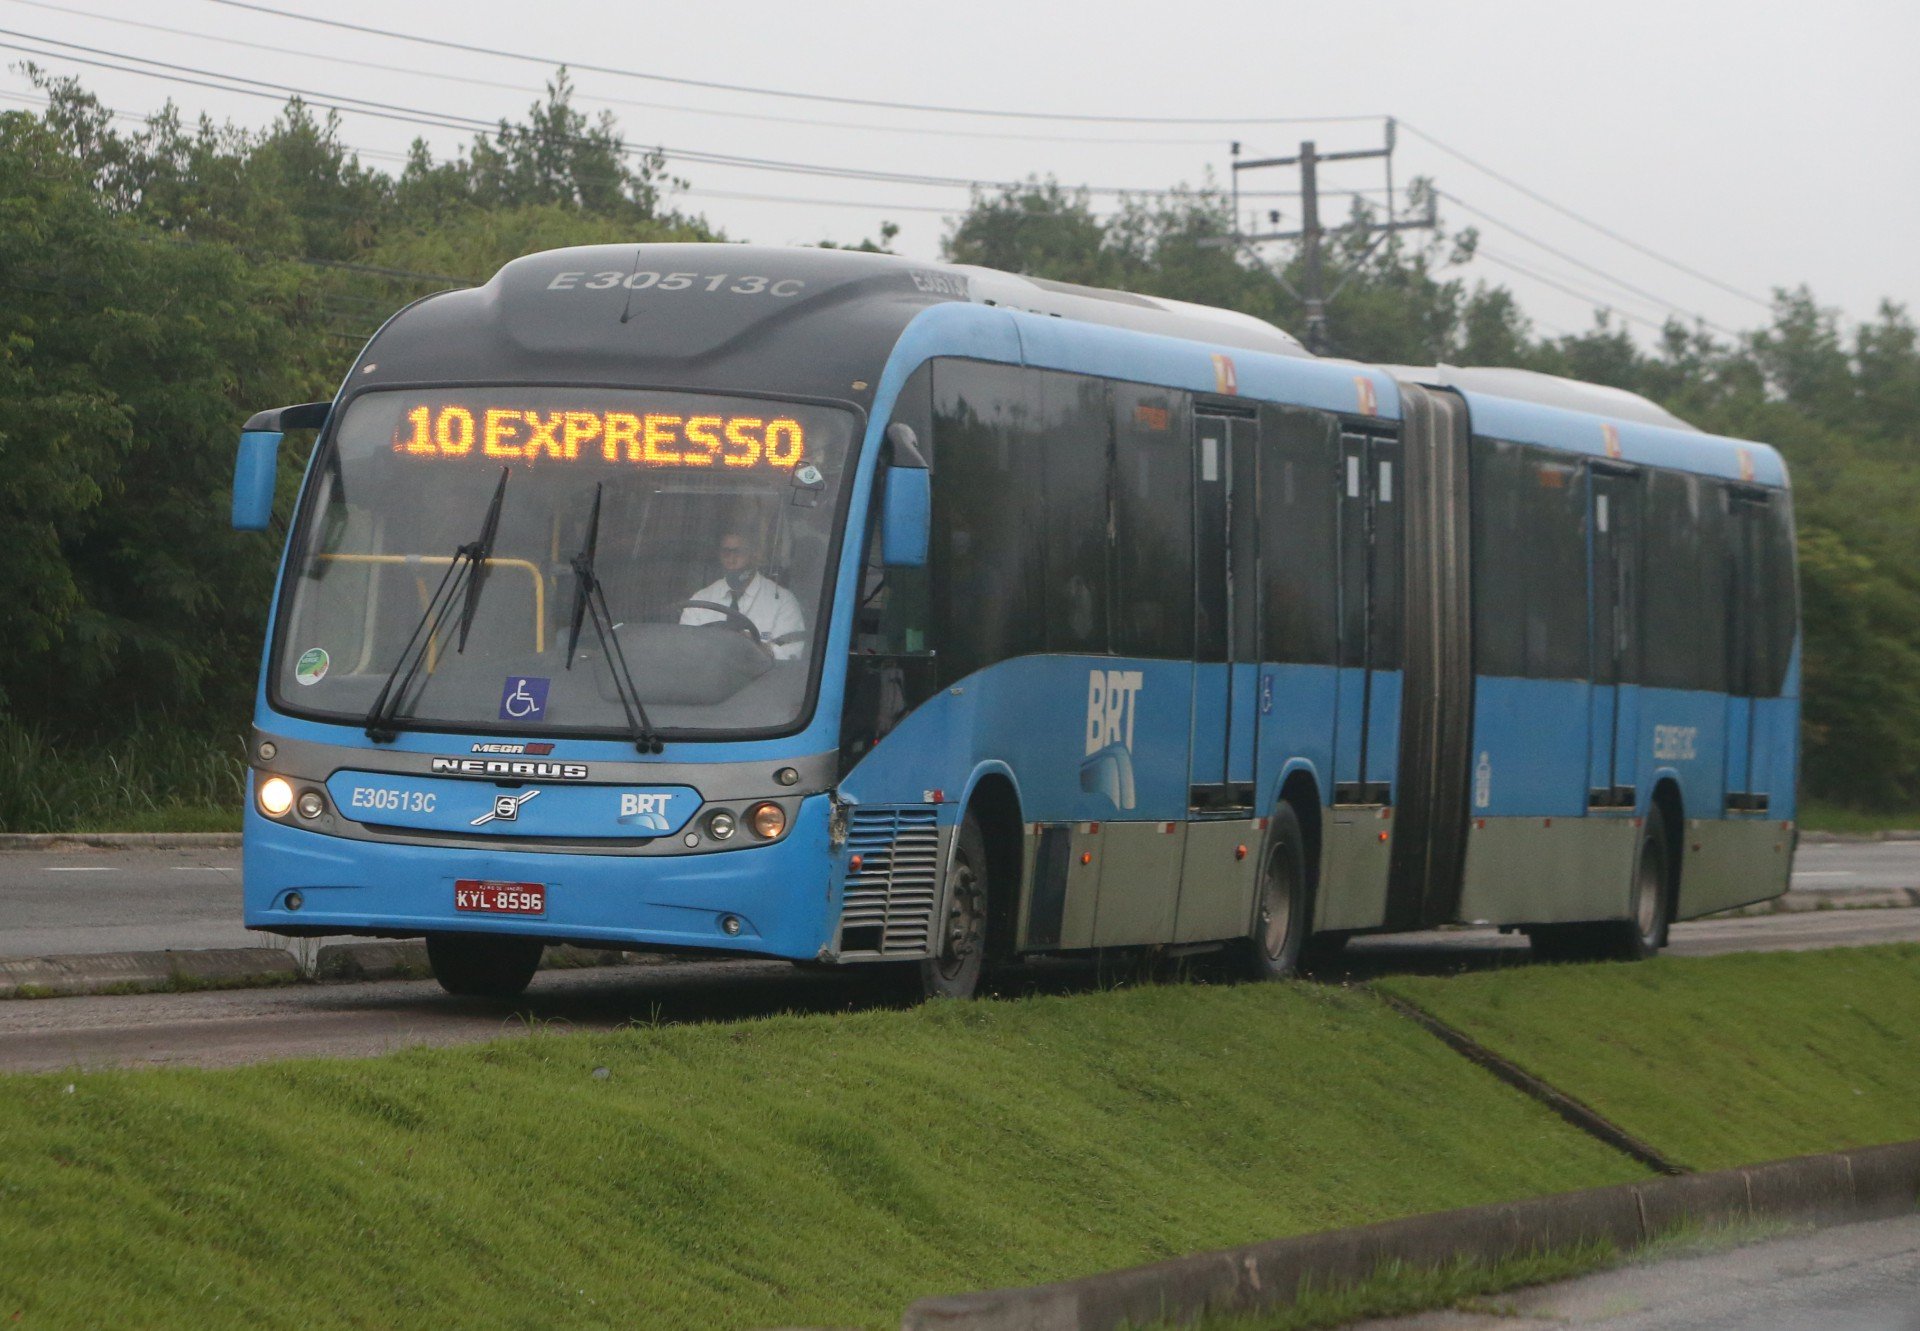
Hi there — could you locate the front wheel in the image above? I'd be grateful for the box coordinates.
[1235,804,1309,980]
[426,934,544,999]
[917,813,990,1000]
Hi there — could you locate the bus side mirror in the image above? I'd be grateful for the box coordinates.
[232,431,280,531]
[232,402,330,531]
[881,423,929,568]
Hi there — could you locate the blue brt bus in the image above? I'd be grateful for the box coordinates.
[233,244,1798,998]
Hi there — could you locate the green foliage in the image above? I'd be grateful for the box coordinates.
[0,715,243,833]
[0,982,1639,1329]
[1380,944,1920,1170]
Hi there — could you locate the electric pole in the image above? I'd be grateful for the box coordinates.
[1228,120,1436,354]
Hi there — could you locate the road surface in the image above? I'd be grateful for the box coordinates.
[0,906,1913,1073]
[1351,1213,1920,1330]
[1,838,1915,960]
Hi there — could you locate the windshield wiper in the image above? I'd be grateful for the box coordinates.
[564,482,664,754]
[364,467,511,742]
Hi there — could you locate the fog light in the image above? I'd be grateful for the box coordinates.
[720,914,742,936]
[283,891,304,912]
[258,775,294,817]
[296,790,326,820]
[706,810,736,840]
[775,766,799,786]
[748,801,786,839]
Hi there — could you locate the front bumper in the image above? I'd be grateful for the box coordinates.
[242,792,838,960]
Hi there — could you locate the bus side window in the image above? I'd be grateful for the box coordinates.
[1111,383,1193,659]
[1259,405,1338,666]
[931,360,1046,684]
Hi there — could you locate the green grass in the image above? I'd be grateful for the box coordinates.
[1798,799,1920,835]
[0,717,245,834]
[0,983,1642,1330]
[1380,945,1920,1171]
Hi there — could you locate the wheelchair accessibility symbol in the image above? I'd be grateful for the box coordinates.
[498,676,550,722]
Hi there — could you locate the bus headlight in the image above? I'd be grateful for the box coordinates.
[258,775,295,817]
[748,802,786,840]
[706,809,736,840]
[296,789,326,820]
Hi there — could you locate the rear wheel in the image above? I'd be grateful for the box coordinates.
[1528,816,1671,963]
[426,934,544,999]
[1235,804,1308,980]
[917,813,990,1000]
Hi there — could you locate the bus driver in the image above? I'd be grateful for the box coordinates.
[681,530,807,660]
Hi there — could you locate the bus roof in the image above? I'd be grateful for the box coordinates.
[357,242,1783,487]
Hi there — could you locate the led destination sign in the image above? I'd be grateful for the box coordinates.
[393,403,806,470]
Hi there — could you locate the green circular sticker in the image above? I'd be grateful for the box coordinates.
[294,647,330,686]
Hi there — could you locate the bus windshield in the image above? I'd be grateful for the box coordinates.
[272,387,857,738]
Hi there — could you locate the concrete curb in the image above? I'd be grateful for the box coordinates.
[899,1140,1920,1330]
[0,947,297,999]
[1718,886,1920,916]
[1799,829,1920,843]
[0,832,241,850]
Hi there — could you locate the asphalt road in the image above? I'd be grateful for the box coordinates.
[1351,1213,1920,1330]
[2,838,1917,960]
[0,906,1915,1074]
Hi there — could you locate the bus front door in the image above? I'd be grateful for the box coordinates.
[1588,467,1642,809]
[1177,409,1262,943]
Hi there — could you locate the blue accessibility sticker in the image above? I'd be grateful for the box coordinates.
[499,676,550,722]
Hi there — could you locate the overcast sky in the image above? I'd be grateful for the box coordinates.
[4,0,1913,347]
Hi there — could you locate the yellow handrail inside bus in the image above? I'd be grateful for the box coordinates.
[315,553,547,655]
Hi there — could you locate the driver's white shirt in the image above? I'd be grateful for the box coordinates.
[681,571,807,660]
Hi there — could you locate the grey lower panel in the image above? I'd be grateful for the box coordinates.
[1456,816,1638,925]
[1173,818,1261,945]
[1017,822,1105,951]
[1091,821,1185,947]
[1676,817,1793,919]
[1315,810,1394,932]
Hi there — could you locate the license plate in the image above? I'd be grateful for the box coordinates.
[454,879,545,915]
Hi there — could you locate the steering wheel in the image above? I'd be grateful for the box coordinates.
[677,598,768,648]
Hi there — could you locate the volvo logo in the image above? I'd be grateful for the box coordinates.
[471,790,541,826]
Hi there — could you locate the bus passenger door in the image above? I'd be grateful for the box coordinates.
[1334,432,1398,806]
[1724,489,1769,809]
[1190,412,1258,812]
[1588,468,1642,808]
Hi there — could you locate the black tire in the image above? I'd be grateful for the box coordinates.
[1235,803,1309,980]
[1528,816,1672,963]
[917,812,990,1000]
[426,934,544,999]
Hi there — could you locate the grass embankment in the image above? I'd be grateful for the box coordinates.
[0,983,1640,1330]
[1381,944,1920,1172]
[0,718,243,834]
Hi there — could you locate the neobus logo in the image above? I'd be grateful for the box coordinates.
[1080,669,1144,812]
[430,757,590,781]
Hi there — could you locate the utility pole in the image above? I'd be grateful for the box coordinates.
[1228,120,1435,354]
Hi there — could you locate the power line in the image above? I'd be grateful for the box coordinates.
[1399,120,1770,310]
[1438,189,1737,336]
[1472,246,1675,336]
[2,0,1241,148]
[204,0,1385,129]
[0,30,1315,200]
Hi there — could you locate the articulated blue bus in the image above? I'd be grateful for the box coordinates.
[233,244,1798,998]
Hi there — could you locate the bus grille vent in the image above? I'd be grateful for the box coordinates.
[839,805,941,957]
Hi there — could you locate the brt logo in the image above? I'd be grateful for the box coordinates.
[1080,669,1144,812]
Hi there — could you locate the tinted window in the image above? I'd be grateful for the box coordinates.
[1728,486,1798,699]
[931,360,1046,682]
[1111,383,1193,657]
[1260,405,1338,665]
[1039,373,1112,654]
[1643,469,1728,691]
[1471,438,1588,680]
